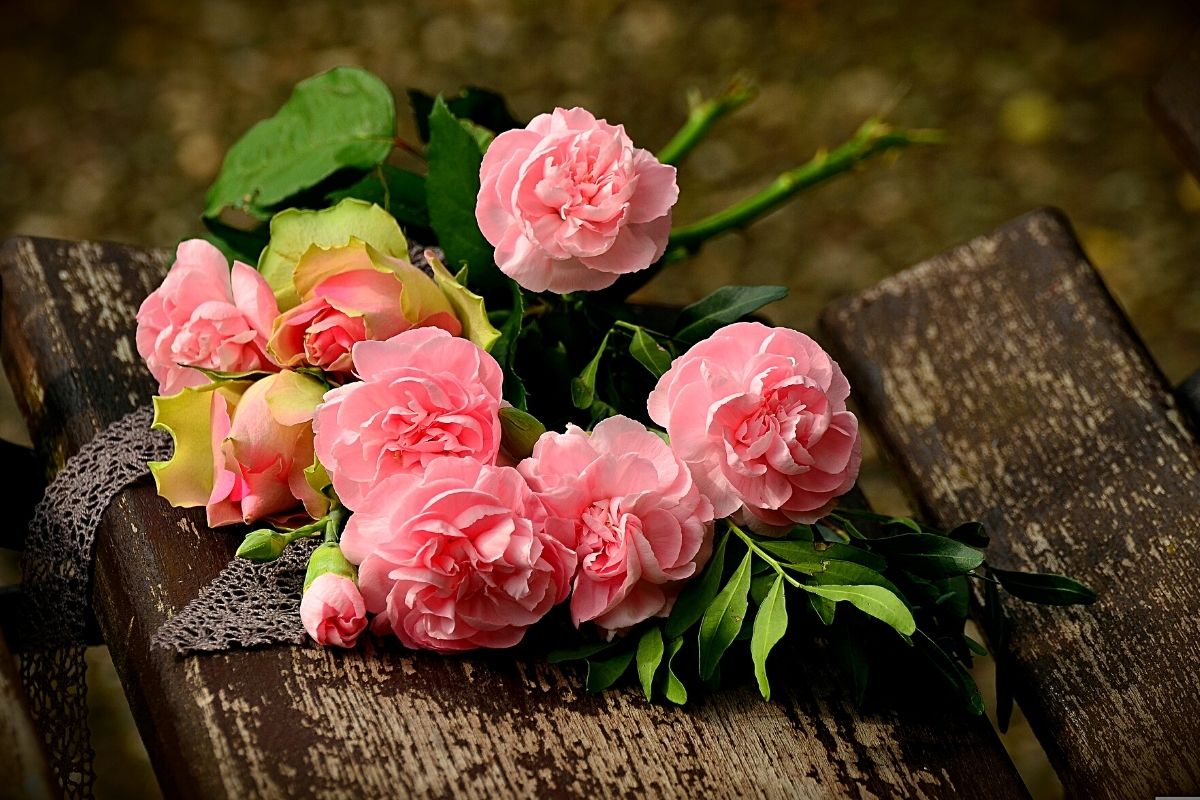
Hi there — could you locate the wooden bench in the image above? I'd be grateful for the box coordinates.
[3,203,1199,798]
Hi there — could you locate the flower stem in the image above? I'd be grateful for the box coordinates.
[728,522,803,588]
[656,76,758,167]
[667,119,943,253]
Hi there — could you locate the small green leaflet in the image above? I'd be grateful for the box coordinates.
[990,567,1097,605]
[426,96,505,293]
[662,637,688,705]
[674,285,788,344]
[585,649,634,693]
[666,532,729,639]
[571,330,612,409]
[698,549,752,680]
[204,67,395,219]
[636,626,665,701]
[628,326,673,377]
[870,533,985,578]
[799,584,916,636]
[751,576,789,700]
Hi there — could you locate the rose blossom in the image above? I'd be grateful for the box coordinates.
[519,416,714,632]
[648,322,861,527]
[340,457,576,652]
[300,573,368,648]
[136,239,279,395]
[313,327,503,510]
[476,107,678,294]
[150,370,329,528]
[268,239,461,374]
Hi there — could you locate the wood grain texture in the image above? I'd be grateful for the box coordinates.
[0,236,1026,800]
[0,628,55,800]
[821,208,1200,800]
[1148,29,1200,179]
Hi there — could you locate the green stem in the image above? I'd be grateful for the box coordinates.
[657,76,758,166]
[728,522,803,588]
[323,506,347,544]
[667,119,943,252]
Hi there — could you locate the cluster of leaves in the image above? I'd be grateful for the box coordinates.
[550,510,1094,721]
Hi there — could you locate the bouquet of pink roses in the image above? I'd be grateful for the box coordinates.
[137,67,1092,714]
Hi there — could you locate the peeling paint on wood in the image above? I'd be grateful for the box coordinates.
[822,208,1200,800]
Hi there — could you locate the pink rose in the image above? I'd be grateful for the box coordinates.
[648,322,861,527]
[150,371,330,527]
[519,416,714,632]
[268,240,461,373]
[341,457,575,652]
[300,573,368,648]
[313,328,503,510]
[137,239,279,395]
[476,107,678,294]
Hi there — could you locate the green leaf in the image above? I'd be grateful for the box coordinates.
[205,67,395,219]
[571,330,612,410]
[799,584,916,636]
[808,594,836,625]
[964,634,988,657]
[548,640,614,664]
[585,648,634,692]
[749,572,776,605]
[497,406,547,460]
[426,96,505,292]
[757,539,887,572]
[812,560,904,599]
[489,283,527,409]
[990,567,1097,605]
[201,218,269,265]
[257,198,410,310]
[327,165,429,230]
[426,251,502,352]
[409,87,521,143]
[831,624,870,706]
[636,626,665,701]
[674,285,788,344]
[948,521,989,547]
[666,531,729,639]
[698,549,752,680]
[934,575,970,620]
[628,326,673,377]
[914,630,985,715]
[751,576,789,700]
[871,533,985,578]
[661,637,688,704]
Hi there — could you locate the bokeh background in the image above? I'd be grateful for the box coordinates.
[3,0,1199,798]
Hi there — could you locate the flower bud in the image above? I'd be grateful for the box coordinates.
[499,406,547,460]
[304,542,357,591]
[236,529,288,562]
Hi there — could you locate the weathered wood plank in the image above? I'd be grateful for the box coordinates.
[1,236,1026,800]
[1148,29,1200,180]
[0,627,55,800]
[821,208,1200,800]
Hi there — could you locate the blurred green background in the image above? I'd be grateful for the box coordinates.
[2,0,1198,798]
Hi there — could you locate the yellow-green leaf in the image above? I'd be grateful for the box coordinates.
[751,575,789,700]
[427,250,502,352]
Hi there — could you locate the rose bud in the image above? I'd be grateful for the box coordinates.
[301,544,367,649]
[235,529,288,562]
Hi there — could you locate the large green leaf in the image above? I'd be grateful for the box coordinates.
[698,549,752,679]
[812,560,904,598]
[205,67,395,219]
[585,649,634,693]
[674,285,788,344]
[426,96,505,292]
[636,626,665,701]
[870,533,985,578]
[409,87,522,143]
[758,539,887,572]
[326,165,429,230]
[990,567,1097,605]
[800,584,916,636]
[257,198,409,310]
[426,252,502,352]
[750,576,789,699]
[666,531,729,639]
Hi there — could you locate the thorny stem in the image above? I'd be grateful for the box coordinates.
[656,75,758,166]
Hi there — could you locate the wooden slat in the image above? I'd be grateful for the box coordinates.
[1148,29,1200,180]
[821,209,1200,800]
[0,236,1027,799]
